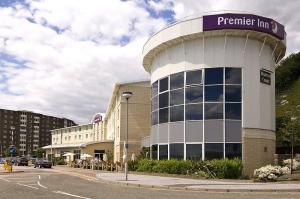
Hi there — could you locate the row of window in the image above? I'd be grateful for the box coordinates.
[152,103,241,125]
[152,68,241,97]
[152,85,241,111]
[151,143,241,160]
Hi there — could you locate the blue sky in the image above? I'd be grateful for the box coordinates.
[0,0,299,123]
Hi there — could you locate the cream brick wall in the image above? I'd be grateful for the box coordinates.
[103,81,151,162]
[242,128,275,176]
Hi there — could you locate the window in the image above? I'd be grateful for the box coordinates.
[205,103,223,119]
[186,144,202,160]
[152,96,158,111]
[170,105,184,122]
[170,89,184,106]
[151,145,158,159]
[225,68,241,84]
[225,143,242,159]
[205,68,223,85]
[186,70,202,85]
[159,108,169,124]
[186,86,203,103]
[170,72,184,90]
[152,81,158,96]
[205,85,223,102]
[151,111,158,126]
[159,145,168,160]
[170,143,184,159]
[186,104,203,120]
[159,92,169,108]
[225,103,241,120]
[205,143,223,160]
[225,85,241,102]
[159,77,169,92]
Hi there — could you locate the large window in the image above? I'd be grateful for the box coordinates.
[186,144,202,160]
[159,108,168,124]
[205,85,223,102]
[186,86,203,103]
[170,89,184,106]
[159,77,169,92]
[159,145,168,160]
[225,103,241,120]
[186,104,203,120]
[170,72,184,90]
[170,106,184,122]
[152,145,158,159]
[170,143,184,159]
[205,143,223,160]
[225,85,241,102]
[186,70,202,85]
[205,68,223,85]
[225,143,242,159]
[152,81,158,97]
[159,92,169,108]
[205,103,223,119]
[225,68,241,84]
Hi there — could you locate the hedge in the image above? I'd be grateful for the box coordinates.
[128,158,242,179]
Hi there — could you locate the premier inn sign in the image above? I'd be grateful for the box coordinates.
[203,13,285,40]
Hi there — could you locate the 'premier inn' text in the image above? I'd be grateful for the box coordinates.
[218,16,269,29]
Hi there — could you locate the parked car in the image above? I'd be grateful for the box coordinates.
[17,157,29,166]
[34,159,52,168]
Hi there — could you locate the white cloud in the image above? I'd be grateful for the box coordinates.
[0,0,299,124]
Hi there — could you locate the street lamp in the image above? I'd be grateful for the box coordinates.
[122,91,133,181]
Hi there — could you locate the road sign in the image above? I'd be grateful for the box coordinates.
[9,145,16,154]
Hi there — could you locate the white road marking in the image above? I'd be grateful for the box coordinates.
[0,178,10,182]
[53,191,91,199]
[38,175,41,180]
[17,183,39,190]
[17,180,36,183]
[37,181,47,189]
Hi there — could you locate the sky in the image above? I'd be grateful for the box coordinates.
[0,0,299,124]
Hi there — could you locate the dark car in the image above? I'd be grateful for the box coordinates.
[34,159,52,168]
[17,157,29,166]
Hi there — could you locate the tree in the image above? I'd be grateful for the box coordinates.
[35,148,46,158]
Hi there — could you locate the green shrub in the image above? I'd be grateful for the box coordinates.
[128,160,139,171]
[209,158,243,179]
[134,158,242,179]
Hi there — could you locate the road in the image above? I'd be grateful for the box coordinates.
[0,166,300,199]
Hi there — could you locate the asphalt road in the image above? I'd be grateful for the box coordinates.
[0,166,300,199]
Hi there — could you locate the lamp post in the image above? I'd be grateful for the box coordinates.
[122,91,133,181]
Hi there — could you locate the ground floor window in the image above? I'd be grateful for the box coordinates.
[205,143,223,160]
[186,144,202,160]
[159,145,168,160]
[74,150,81,160]
[169,143,184,159]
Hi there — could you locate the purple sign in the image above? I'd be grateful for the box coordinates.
[203,13,285,40]
[93,114,102,123]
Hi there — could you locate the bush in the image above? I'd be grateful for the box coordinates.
[134,158,242,179]
[128,160,139,171]
[254,165,289,181]
[209,158,243,179]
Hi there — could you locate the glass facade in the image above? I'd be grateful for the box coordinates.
[151,67,242,160]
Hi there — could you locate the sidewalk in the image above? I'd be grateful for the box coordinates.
[53,166,300,192]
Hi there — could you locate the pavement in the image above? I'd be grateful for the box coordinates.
[94,170,300,192]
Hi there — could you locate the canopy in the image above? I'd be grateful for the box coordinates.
[81,153,93,159]
[62,152,75,157]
